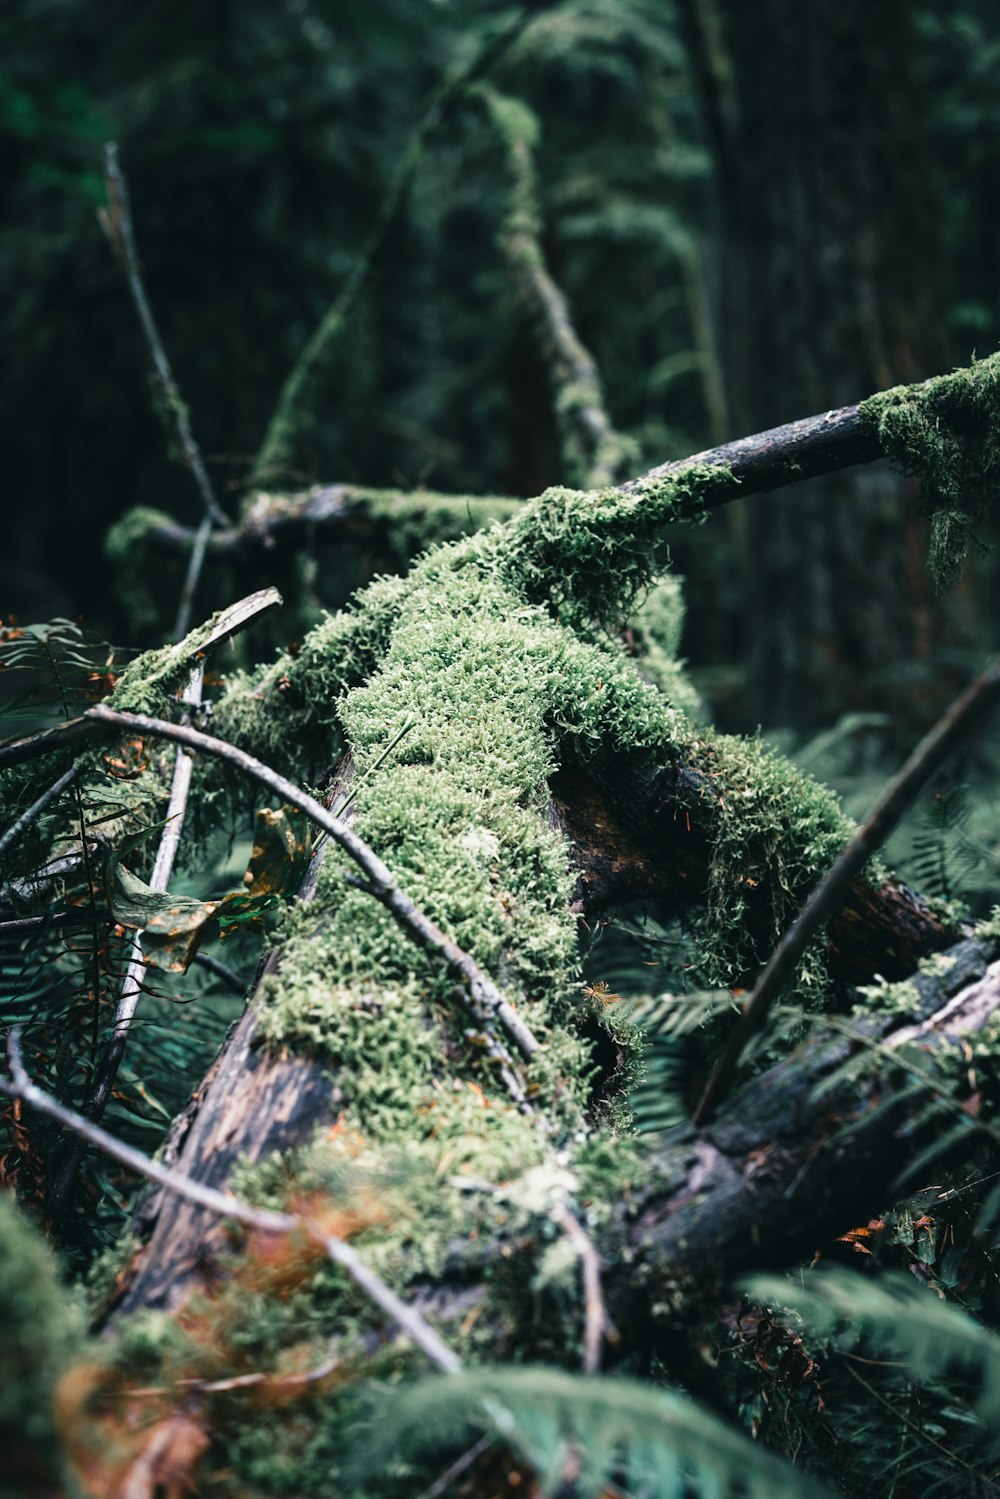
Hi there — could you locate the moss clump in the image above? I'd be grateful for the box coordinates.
[860,350,1000,590]
[353,485,523,556]
[255,558,590,1130]
[690,729,861,986]
[0,1194,82,1480]
[495,461,736,627]
[104,506,174,634]
[625,575,703,720]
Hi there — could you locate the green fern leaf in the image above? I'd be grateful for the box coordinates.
[357,1365,822,1498]
[744,1268,1000,1437]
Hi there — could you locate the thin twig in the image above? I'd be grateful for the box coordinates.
[0,763,80,862]
[2,1027,461,1374]
[549,1203,615,1374]
[0,912,105,935]
[843,1363,983,1476]
[84,704,541,1078]
[173,514,214,642]
[40,595,279,1218]
[448,1174,611,1372]
[127,1349,341,1399]
[102,143,229,530]
[113,485,524,565]
[46,665,205,1223]
[191,951,246,994]
[415,1435,493,1499]
[251,7,536,487]
[692,660,1000,1126]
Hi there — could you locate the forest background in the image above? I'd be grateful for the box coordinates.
[5,1,1000,1496]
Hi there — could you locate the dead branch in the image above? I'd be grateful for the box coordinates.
[85,704,541,1078]
[627,935,1000,1288]
[693,659,1000,1123]
[1,1028,462,1373]
[251,9,536,487]
[101,144,229,537]
[0,763,80,862]
[111,485,523,565]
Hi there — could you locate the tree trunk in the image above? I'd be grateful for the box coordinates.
[693,0,952,727]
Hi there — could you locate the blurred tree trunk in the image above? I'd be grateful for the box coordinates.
[683,0,952,728]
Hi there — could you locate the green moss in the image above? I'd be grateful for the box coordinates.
[0,1194,82,1476]
[618,575,703,720]
[860,350,1000,590]
[210,572,413,779]
[103,506,173,633]
[255,559,589,1129]
[690,729,861,984]
[477,85,639,489]
[357,486,522,556]
[495,460,736,626]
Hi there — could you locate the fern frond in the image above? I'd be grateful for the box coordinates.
[621,990,735,1136]
[358,1365,820,1498]
[744,1268,1000,1435]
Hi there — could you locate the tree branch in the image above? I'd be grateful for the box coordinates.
[1,1028,462,1374]
[478,86,635,487]
[628,935,1000,1287]
[108,485,523,566]
[693,659,1000,1124]
[85,704,541,1080]
[251,8,537,487]
[0,763,80,862]
[101,143,230,533]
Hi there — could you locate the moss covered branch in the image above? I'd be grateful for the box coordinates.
[105,484,523,579]
[250,11,536,488]
[478,86,637,487]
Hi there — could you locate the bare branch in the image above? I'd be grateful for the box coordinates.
[173,514,213,642]
[85,704,541,1080]
[251,8,536,487]
[191,951,246,994]
[549,1203,615,1375]
[692,659,1000,1125]
[43,591,280,1220]
[111,485,523,565]
[0,763,80,862]
[2,1028,462,1374]
[102,143,229,530]
[45,668,205,1222]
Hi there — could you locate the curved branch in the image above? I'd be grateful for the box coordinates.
[109,485,523,564]
[86,704,540,1075]
[1,1029,461,1373]
[693,660,1000,1123]
[478,86,635,487]
[628,936,1000,1287]
[251,9,537,487]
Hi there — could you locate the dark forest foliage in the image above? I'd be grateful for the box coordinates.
[4,4,1000,1498]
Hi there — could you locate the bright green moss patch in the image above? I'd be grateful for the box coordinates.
[495,460,736,626]
[357,485,522,555]
[861,350,1000,590]
[689,729,861,985]
[256,559,590,1130]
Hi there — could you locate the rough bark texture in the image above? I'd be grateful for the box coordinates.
[628,938,998,1286]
